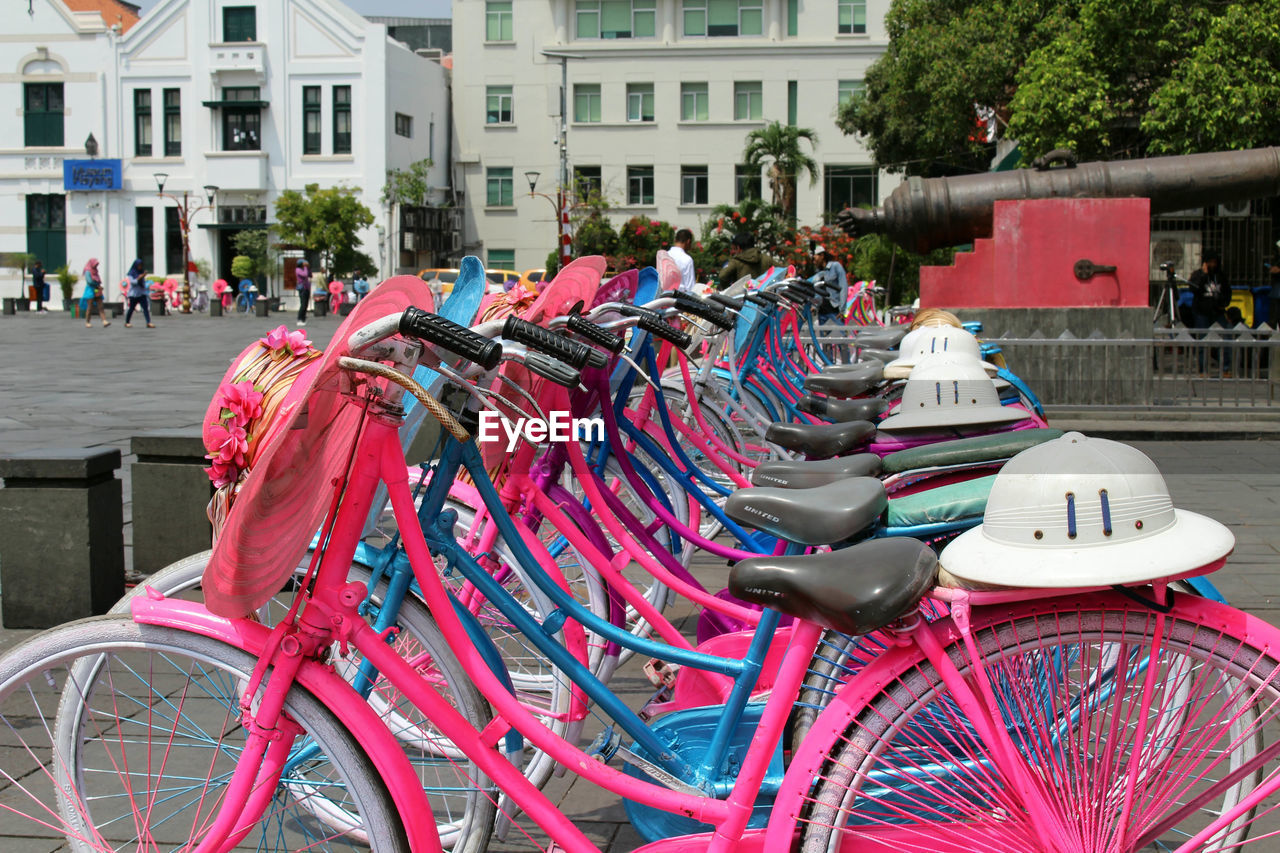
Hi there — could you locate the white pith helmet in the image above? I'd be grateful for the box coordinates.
[940,432,1234,587]
[877,352,1027,432]
[885,325,999,380]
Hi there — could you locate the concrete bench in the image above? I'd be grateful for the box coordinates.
[131,430,213,574]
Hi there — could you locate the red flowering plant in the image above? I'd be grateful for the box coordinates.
[610,216,676,271]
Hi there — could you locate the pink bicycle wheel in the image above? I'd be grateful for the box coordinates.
[774,591,1280,852]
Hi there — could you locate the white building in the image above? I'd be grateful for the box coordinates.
[3,0,450,308]
[452,0,900,272]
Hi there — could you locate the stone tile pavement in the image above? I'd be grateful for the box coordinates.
[3,310,1280,850]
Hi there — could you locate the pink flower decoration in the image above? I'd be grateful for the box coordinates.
[219,380,264,427]
[204,460,240,489]
[261,325,313,357]
[206,421,249,468]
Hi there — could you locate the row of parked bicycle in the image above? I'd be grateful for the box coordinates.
[0,252,1273,852]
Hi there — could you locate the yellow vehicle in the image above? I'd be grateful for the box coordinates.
[417,268,459,297]
[485,269,521,294]
[519,269,548,291]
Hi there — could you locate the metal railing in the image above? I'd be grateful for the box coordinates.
[817,323,1280,408]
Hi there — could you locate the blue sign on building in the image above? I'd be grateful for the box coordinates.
[63,159,123,191]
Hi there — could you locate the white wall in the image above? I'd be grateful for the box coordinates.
[453,0,900,271]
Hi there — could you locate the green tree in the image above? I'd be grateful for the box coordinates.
[742,121,819,219]
[381,158,434,208]
[838,0,1269,173]
[273,183,375,277]
[232,229,274,287]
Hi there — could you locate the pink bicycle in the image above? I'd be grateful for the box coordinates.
[0,285,1276,852]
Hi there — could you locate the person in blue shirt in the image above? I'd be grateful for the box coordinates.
[124,259,153,328]
[352,269,369,302]
[810,245,849,361]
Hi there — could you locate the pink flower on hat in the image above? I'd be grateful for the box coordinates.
[219,380,264,428]
[261,324,313,357]
[206,420,249,468]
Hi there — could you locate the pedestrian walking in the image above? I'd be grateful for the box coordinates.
[667,230,696,292]
[123,259,154,328]
[352,269,369,302]
[31,259,48,313]
[295,259,311,326]
[80,258,109,328]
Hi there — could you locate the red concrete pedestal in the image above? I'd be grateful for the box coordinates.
[920,197,1151,310]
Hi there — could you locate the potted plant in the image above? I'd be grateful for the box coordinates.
[55,264,79,314]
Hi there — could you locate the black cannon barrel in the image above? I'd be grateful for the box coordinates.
[843,147,1280,253]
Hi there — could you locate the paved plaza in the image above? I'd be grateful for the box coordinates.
[2,309,1280,849]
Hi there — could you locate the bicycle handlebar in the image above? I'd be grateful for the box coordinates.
[668,291,735,330]
[502,316,606,369]
[566,313,626,353]
[399,307,503,371]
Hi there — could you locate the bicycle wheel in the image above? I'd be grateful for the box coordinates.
[788,581,1219,753]
[788,595,1279,852]
[236,294,251,314]
[108,553,497,851]
[0,615,410,852]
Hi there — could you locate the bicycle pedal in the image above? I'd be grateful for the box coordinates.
[643,657,679,689]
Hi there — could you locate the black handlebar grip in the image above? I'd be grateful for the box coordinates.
[755,290,782,303]
[673,291,735,330]
[399,307,502,371]
[523,352,581,388]
[787,281,818,300]
[502,316,605,370]
[567,313,625,354]
[708,292,745,311]
[744,294,774,308]
[639,314,694,349]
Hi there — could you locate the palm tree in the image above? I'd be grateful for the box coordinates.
[743,121,819,221]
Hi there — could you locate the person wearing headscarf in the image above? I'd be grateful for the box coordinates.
[80,258,109,328]
[124,258,153,328]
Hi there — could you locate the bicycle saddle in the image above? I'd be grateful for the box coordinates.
[816,359,884,379]
[848,328,907,350]
[751,453,882,489]
[729,537,937,636]
[804,367,881,399]
[796,394,889,423]
[765,419,874,458]
[855,347,898,364]
[724,476,886,545]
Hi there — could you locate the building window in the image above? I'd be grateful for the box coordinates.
[25,194,66,273]
[485,1,513,41]
[136,207,154,272]
[394,112,413,138]
[735,164,762,203]
[574,165,603,198]
[134,89,152,157]
[787,0,798,35]
[573,84,601,123]
[429,120,435,159]
[682,0,763,37]
[222,86,261,151]
[222,5,256,42]
[680,82,708,121]
[576,0,655,39]
[627,165,654,205]
[164,206,183,273]
[734,81,762,120]
[838,0,866,34]
[302,86,321,154]
[486,85,513,124]
[787,80,797,125]
[488,248,516,268]
[163,88,181,156]
[838,79,866,106]
[487,167,514,207]
[24,83,64,147]
[333,85,352,153]
[824,165,878,219]
[681,165,708,205]
[627,83,654,122]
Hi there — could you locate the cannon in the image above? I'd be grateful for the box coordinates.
[841,147,1280,253]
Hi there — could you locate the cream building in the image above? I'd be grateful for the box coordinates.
[452,0,899,271]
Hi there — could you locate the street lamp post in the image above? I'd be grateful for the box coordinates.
[153,173,218,313]
[524,171,572,271]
